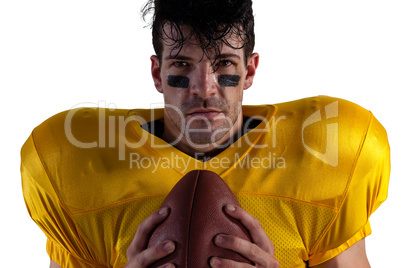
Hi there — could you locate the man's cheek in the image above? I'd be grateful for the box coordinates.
[167,75,190,88]
[218,75,241,87]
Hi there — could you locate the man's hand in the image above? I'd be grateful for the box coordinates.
[125,207,175,268]
[125,204,278,268]
[210,204,279,268]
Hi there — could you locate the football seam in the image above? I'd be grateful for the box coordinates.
[186,169,200,267]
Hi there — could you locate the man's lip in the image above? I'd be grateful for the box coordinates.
[186,109,223,119]
[187,109,222,115]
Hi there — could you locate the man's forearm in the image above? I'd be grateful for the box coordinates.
[50,260,61,268]
[310,239,370,268]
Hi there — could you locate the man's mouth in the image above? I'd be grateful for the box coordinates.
[187,109,223,120]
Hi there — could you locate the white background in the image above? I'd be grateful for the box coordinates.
[1,0,401,266]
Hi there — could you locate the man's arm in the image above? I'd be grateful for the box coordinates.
[311,239,370,268]
[50,260,61,268]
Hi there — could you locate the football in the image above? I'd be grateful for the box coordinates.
[147,169,252,267]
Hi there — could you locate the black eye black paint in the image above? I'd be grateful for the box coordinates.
[218,75,241,87]
[167,75,240,88]
[167,75,190,88]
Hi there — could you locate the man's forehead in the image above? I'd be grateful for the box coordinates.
[161,24,245,59]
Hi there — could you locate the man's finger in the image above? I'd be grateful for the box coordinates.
[224,204,274,254]
[127,207,170,256]
[213,234,279,267]
[126,240,175,268]
[210,256,250,268]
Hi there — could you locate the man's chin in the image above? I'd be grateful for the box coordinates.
[184,131,229,148]
[185,116,233,131]
[180,117,239,148]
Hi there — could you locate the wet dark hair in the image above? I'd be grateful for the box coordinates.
[141,0,255,66]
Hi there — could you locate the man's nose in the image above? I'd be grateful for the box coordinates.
[190,67,218,98]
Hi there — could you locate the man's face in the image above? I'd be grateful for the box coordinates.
[151,25,259,150]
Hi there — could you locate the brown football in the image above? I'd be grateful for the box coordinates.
[147,170,252,267]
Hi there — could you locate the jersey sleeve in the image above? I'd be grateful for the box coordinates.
[21,134,98,268]
[308,112,390,266]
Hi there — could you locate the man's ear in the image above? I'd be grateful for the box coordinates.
[151,55,163,93]
[243,53,259,90]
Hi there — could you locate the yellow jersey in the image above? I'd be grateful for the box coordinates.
[21,96,390,267]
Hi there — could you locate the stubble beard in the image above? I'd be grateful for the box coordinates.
[166,97,242,148]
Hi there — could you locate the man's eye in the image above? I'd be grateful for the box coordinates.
[173,61,189,67]
[218,60,233,67]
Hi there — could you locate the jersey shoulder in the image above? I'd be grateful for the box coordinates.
[274,95,376,167]
[22,108,139,213]
[32,107,130,147]
[255,95,388,208]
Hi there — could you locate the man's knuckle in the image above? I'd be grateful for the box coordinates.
[126,244,133,256]
[250,216,261,229]
[151,245,161,258]
[225,260,236,268]
[137,221,146,233]
[134,253,147,266]
[250,243,260,257]
[231,236,242,249]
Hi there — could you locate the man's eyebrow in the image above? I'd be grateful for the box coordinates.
[216,53,241,60]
